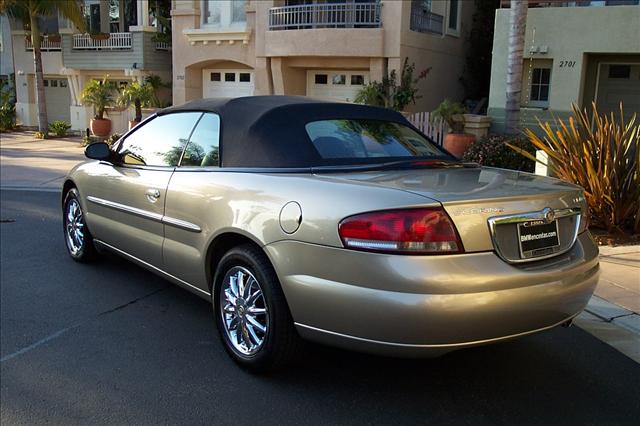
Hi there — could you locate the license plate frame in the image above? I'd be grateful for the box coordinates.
[517,219,561,259]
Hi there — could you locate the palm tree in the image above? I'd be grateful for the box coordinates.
[0,0,85,134]
[505,0,528,134]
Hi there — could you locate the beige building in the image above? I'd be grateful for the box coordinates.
[488,0,640,132]
[171,0,473,111]
[8,0,171,133]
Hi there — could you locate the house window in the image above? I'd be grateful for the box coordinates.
[314,74,328,85]
[239,73,251,82]
[530,67,551,105]
[448,0,459,31]
[225,72,236,82]
[203,1,247,27]
[608,65,631,79]
[332,74,346,85]
[211,72,221,82]
[351,75,364,85]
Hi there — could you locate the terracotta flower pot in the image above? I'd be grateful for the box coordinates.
[443,133,476,158]
[90,118,111,137]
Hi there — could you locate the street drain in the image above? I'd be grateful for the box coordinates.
[0,219,16,223]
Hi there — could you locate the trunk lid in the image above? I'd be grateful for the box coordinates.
[317,167,586,254]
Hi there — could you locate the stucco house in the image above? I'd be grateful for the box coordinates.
[487,0,640,133]
[171,0,473,112]
[1,14,15,89]
[7,0,172,132]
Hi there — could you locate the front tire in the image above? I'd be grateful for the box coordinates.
[63,188,96,262]
[213,244,299,373]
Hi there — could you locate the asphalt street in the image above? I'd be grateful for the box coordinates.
[1,189,639,425]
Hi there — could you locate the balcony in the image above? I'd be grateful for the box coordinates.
[268,2,381,30]
[62,32,171,72]
[25,35,61,51]
[72,32,132,50]
[409,11,444,35]
[499,0,638,7]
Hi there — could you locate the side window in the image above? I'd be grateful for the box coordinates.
[118,112,203,166]
[180,113,221,167]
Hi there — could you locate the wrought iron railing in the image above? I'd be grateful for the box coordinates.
[500,0,639,7]
[409,11,444,35]
[268,2,381,30]
[25,35,61,51]
[72,32,132,50]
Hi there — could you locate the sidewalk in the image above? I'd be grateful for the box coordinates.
[0,131,85,190]
[1,130,639,360]
[576,245,640,362]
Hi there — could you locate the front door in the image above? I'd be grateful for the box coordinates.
[83,112,203,267]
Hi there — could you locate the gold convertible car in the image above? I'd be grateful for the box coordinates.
[63,96,599,371]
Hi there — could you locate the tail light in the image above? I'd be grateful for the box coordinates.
[338,208,464,255]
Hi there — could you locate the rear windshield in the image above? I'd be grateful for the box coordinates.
[305,119,445,160]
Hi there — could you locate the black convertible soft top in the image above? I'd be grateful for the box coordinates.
[159,96,419,168]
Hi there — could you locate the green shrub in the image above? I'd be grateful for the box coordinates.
[49,120,71,137]
[105,133,121,146]
[34,131,48,139]
[354,58,430,111]
[519,102,639,234]
[463,134,535,172]
[0,87,16,132]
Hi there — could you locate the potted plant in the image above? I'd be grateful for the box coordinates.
[46,33,61,43]
[81,77,117,137]
[432,99,475,158]
[118,82,153,129]
[90,32,110,41]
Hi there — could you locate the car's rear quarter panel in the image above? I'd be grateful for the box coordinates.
[161,170,437,291]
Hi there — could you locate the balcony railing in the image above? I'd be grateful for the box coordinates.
[268,2,381,30]
[25,35,61,51]
[500,0,638,7]
[155,41,171,51]
[72,32,132,50]
[409,11,444,35]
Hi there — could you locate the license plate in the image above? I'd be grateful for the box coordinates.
[517,220,560,259]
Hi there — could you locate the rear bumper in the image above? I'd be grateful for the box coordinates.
[265,232,599,356]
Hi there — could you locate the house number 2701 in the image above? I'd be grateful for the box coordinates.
[559,61,576,68]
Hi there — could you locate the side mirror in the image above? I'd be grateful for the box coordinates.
[85,142,111,161]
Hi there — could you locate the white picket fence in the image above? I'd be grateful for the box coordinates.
[407,111,446,146]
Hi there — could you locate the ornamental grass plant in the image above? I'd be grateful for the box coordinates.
[510,103,639,234]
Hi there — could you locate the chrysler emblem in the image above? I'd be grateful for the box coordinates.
[543,208,555,223]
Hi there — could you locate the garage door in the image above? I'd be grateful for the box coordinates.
[307,70,369,103]
[202,69,254,98]
[596,63,640,121]
[44,77,71,123]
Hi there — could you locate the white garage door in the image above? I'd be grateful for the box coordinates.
[307,70,369,103]
[44,77,71,123]
[202,69,254,98]
[596,63,640,121]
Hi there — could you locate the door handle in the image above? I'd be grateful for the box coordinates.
[145,188,161,202]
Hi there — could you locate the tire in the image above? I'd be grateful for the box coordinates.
[213,243,300,373]
[62,188,97,262]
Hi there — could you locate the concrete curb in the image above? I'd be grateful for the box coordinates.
[575,295,640,363]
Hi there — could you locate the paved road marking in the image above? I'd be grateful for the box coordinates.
[0,286,168,364]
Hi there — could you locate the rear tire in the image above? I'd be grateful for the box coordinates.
[213,244,300,373]
[63,188,97,262]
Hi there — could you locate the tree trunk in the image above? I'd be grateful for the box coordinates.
[505,0,527,134]
[30,14,48,134]
[134,98,142,122]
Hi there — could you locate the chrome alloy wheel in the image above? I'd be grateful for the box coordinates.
[65,199,85,255]
[219,266,269,356]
